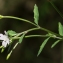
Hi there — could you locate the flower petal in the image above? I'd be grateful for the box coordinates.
[2,41,7,47]
[0,34,4,40]
[0,31,10,47]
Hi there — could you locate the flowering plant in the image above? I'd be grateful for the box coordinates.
[0,1,63,60]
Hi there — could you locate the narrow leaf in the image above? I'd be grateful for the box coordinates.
[33,4,39,25]
[51,40,60,48]
[6,52,11,60]
[58,22,63,36]
[37,37,50,56]
[7,30,17,36]
[1,48,5,53]
[19,33,25,43]
[6,51,12,60]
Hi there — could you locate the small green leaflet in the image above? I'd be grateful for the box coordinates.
[33,4,39,25]
[58,22,63,36]
[7,30,17,36]
[6,53,11,60]
[18,33,25,43]
[1,48,5,53]
[6,51,12,60]
[37,37,50,56]
[51,40,60,48]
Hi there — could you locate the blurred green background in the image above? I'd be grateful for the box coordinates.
[0,0,63,63]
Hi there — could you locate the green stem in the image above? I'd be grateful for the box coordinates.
[25,35,48,38]
[12,35,48,40]
[12,34,48,39]
[13,34,62,40]
[25,35,62,39]
[13,28,40,37]
[1,15,61,37]
[39,27,61,37]
[13,28,61,39]
[49,1,63,18]
[3,16,37,27]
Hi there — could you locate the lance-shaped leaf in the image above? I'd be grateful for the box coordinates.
[6,51,12,60]
[18,33,25,43]
[33,4,39,25]
[58,22,63,36]
[37,37,50,56]
[7,30,17,36]
[51,40,60,48]
[1,48,5,53]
